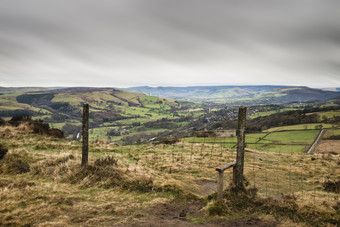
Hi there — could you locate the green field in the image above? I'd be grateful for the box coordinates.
[182,130,319,153]
[316,109,340,119]
[264,123,336,132]
[249,108,298,119]
[323,128,340,137]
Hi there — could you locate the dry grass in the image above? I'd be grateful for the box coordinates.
[313,140,340,155]
[0,125,338,226]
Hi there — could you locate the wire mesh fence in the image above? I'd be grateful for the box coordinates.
[109,130,339,209]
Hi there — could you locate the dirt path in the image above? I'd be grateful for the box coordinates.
[129,200,278,227]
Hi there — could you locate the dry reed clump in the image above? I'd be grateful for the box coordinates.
[93,139,108,145]
[0,126,16,138]
[94,156,118,167]
[33,141,65,150]
[30,154,119,184]
[16,122,32,132]
[0,152,30,174]
[47,155,158,193]
[66,164,123,188]
[44,154,75,167]
[4,116,64,138]
[30,154,76,180]
[0,178,35,189]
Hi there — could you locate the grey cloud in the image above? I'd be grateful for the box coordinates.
[0,0,339,87]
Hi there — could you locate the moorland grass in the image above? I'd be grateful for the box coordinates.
[0,125,338,226]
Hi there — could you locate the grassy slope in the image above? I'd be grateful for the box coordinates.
[0,94,41,112]
[0,125,338,226]
[260,109,340,132]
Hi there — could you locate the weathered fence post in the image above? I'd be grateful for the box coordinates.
[217,171,224,202]
[233,106,247,191]
[216,160,236,203]
[81,103,89,167]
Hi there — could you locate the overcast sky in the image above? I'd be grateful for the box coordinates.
[0,0,340,88]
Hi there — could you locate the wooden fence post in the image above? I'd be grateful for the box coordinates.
[217,171,224,202]
[216,160,236,203]
[233,106,247,191]
[81,103,89,167]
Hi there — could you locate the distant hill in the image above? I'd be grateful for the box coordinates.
[0,87,53,95]
[124,85,289,101]
[0,87,198,142]
[229,87,340,105]
[2,85,339,143]
[0,87,180,119]
[125,85,340,104]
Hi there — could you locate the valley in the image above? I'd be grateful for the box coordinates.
[1,85,339,145]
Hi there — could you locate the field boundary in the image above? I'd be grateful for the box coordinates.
[307,129,325,154]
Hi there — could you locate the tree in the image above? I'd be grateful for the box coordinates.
[322,115,328,122]
[315,124,323,130]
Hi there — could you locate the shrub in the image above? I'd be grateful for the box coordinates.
[66,164,122,188]
[48,128,64,138]
[44,155,75,167]
[61,123,81,139]
[94,156,118,167]
[0,144,8,160]
[208,202,228,216]
[0,117,5,126]
[0,153,30,174]
[154,137,179,145]
[8,116,32,127]
[326,135,340,140]
[322,180,340,193]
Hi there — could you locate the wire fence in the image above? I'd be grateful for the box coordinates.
[10,116,338,208]
[111,131,339,209]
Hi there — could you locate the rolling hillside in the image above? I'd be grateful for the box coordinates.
[125,86,340,104]
[0,87,201,142]
[0,87,179,117]
[1,86,339,143]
